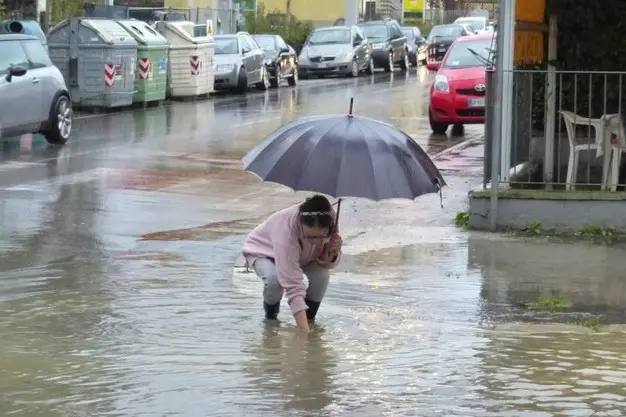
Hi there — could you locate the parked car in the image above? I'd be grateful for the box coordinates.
[298,26,373,79]
[401,26,427,66]
[454,16,492,33]
[213,32,269,94]
[0,34,72,144]
[429,33,495,135]
[357,19,408,72]
[459,23,478,35]
[252,34,298,87]
[425,24,471,70]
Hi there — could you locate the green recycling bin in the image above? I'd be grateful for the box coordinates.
[116,19,169,104]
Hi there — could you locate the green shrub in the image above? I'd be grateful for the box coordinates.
[244,4,313,48]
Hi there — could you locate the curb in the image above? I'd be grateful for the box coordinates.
[431,136,484,161]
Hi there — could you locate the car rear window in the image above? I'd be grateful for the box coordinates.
[359,24,387,40]
[429,25,462,40]
[0,40,29,75]
[443,39,495,68]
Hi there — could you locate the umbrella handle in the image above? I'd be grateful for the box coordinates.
[333,198,342,233]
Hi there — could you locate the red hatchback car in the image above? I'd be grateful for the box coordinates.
[429,33,495,135]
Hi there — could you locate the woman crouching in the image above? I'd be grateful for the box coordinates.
[242,195,343,332]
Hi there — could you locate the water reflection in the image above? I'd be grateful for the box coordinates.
[469,234,626,323]
[242,323,338,415]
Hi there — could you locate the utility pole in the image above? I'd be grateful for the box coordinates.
[286,0,291,23]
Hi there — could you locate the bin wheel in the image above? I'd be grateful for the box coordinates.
[287,67,298,86]
[236,68,247,94]
[42,94,72,145]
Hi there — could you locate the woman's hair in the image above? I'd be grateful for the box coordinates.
[299,194,333,229]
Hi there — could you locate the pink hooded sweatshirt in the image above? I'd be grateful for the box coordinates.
[242,203,341,315]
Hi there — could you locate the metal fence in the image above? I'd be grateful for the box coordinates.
[82,3,252,34]
[423,2,498,25]
[485,69,626,192]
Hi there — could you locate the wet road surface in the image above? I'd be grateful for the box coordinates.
[1,68,626,417]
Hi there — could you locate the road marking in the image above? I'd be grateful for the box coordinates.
[0,161,46,170]
[2,168,105,191]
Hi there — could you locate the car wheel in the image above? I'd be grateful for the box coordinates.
[400,50,409,71]
[451,124,465,137]
[42,94,72,145]
[385,51,394,72]
[366,57,375,74]
[287,67,298,86]
[256,66,270,90]
[350,58,359,77]
[236,68,247,94]
[270,76,279,88]
[429,109,448,134]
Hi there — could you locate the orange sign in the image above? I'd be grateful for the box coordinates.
[516,0,545,23]
[515,31,544,65]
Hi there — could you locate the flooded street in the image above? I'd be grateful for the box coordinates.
[1,69,626,416]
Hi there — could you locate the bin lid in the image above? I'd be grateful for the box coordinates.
[161,21,213,44]
[81,19,137,46]
[116,19,168,46]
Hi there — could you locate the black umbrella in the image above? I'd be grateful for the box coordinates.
[242,98,446,227]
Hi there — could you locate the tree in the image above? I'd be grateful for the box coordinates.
[0,0,6,19]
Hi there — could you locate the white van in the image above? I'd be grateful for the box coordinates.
[453,16,493,33]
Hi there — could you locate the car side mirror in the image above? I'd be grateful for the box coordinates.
[279,47,290,53]
[5,65,27,82]
[242,47,250,54]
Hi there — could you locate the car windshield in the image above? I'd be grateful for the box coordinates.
[456,18,485,31]
[443,39,495,68]
[308,28,350,45]
[254,35,276,50]
[401,29,414,40]
[214,37,238,54]
[0,40,29,75]
[428,25,462,40]
[359,24,387,40]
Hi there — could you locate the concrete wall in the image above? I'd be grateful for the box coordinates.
[260,0,343,22]
[468,189,626,233]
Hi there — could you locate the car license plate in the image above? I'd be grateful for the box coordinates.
[468,98,486,107]
[317,62,327,68]
[438,47,446,52]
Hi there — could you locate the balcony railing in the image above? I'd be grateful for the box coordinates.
[485,69,626,192]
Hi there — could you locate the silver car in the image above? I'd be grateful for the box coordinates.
[213,32,270,94]
[0,33,72,144]
[298,26,373,79]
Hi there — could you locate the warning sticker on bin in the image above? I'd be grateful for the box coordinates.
[190,56,201,75]
[138,58,151,80]
[104,63,115,87]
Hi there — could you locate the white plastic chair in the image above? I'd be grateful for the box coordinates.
[560,110,605,190]
[604,114,626,191]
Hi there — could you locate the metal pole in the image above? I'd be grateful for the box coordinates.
[484,67,496,189]
[543,15,558,189]
[489,0,510,231]
[345,0,358,26]
[498,0,515,185]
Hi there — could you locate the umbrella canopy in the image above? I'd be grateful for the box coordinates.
[242,113,446,201]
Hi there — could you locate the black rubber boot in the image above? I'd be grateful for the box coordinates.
[305,299,321,322]
[264,302,280,320]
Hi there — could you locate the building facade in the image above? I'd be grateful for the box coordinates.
[373,0,402,20]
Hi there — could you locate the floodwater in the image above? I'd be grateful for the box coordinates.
[1,69,626,417]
